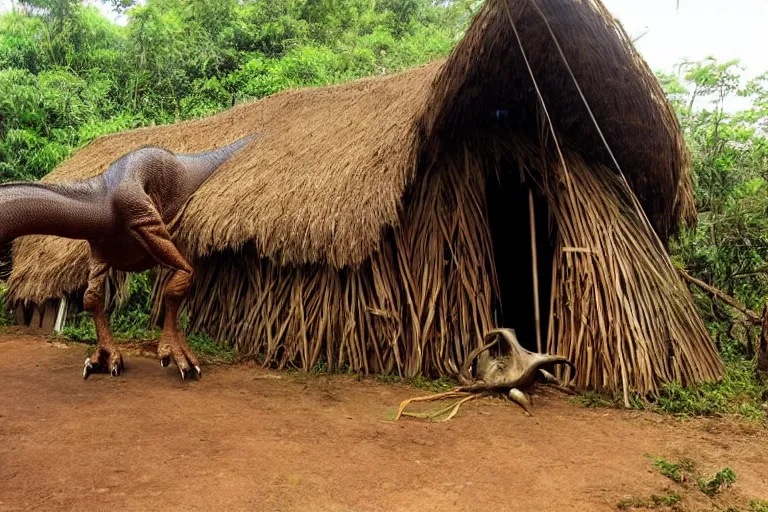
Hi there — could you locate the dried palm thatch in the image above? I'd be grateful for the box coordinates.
[420,0,696,242]
[172,145,497,379]
[534,146,722,401]
[7,0,721,397]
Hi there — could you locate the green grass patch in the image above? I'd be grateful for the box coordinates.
[61,272,158,343]
[572,391,616,408]
[654,357,768,421]
[0,282,14,327]
[59,273,235,364]
[572,354,768,424]
[373,372,458,393]
[652,457,697,484]
[61,310,160,343]
[617,491,682,510]
[698,467,737,497]
[187,332,235,364]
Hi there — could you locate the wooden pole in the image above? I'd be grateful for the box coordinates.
[520,167,542,353]
[53,297,68,334]
[529,189,542,353]
[758,304,768,376]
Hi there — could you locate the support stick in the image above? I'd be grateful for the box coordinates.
[678,269,760,324]
[53,297,68,334]
[529,188,542,353]
[520,168,542,353]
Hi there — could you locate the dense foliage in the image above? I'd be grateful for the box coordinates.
[0,0,473,181]
[1,0,767,417]
[665,61,768,362]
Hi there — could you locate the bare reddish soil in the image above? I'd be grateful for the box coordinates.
[1,333,767,512]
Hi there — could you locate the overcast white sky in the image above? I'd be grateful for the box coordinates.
[603,0,767,78]
[1,0,767,108]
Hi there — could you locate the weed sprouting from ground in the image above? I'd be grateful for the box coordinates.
[698,467,737,496]
[652,457,697,483]
[617,491,682,510]
[187,332,235,364]
[649,492,683,507]
[636,456,755,510]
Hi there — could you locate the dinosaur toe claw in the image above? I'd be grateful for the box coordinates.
[83,358,92,380]
[194,366,202,378]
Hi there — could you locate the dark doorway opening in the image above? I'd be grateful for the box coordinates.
[485,162,555,353]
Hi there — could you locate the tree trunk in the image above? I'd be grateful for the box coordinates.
[758,305,768,376]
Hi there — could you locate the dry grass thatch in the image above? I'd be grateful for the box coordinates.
[7,0,722,395]
[173,145,497,379]
[421,0,696,241]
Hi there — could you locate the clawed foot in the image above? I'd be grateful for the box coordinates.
[158,335,202,380]
[83,346,124,379]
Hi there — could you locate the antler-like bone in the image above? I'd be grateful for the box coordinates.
[395,328,577,421]
[471,328,575,391]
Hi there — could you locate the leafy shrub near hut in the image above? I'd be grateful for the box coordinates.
[62,271,157,342]
[0,282,14,327]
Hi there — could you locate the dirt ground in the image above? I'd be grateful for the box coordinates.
[1,334,766,512]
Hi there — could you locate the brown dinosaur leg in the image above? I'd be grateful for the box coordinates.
[82,258,124,379]
[130,218,201,380]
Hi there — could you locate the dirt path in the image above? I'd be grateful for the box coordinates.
[0,334,766,512]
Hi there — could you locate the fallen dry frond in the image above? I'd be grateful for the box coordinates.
[394,391,488,422]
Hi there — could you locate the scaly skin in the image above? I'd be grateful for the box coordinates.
[0,134,257,380]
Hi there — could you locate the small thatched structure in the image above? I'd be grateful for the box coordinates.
[8,0,722,398]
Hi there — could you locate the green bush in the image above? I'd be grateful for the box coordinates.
[0,282,14,327]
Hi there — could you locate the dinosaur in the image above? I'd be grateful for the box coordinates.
[0,134,258,380]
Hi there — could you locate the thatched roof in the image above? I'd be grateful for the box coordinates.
[9,0,693,304]
[420,0,694,238]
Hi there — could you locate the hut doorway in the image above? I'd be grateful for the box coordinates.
[486,164,555,352]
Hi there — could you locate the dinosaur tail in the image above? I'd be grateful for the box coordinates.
[0,180,108,244]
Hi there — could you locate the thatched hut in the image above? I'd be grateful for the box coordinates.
[7,0,722,398]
